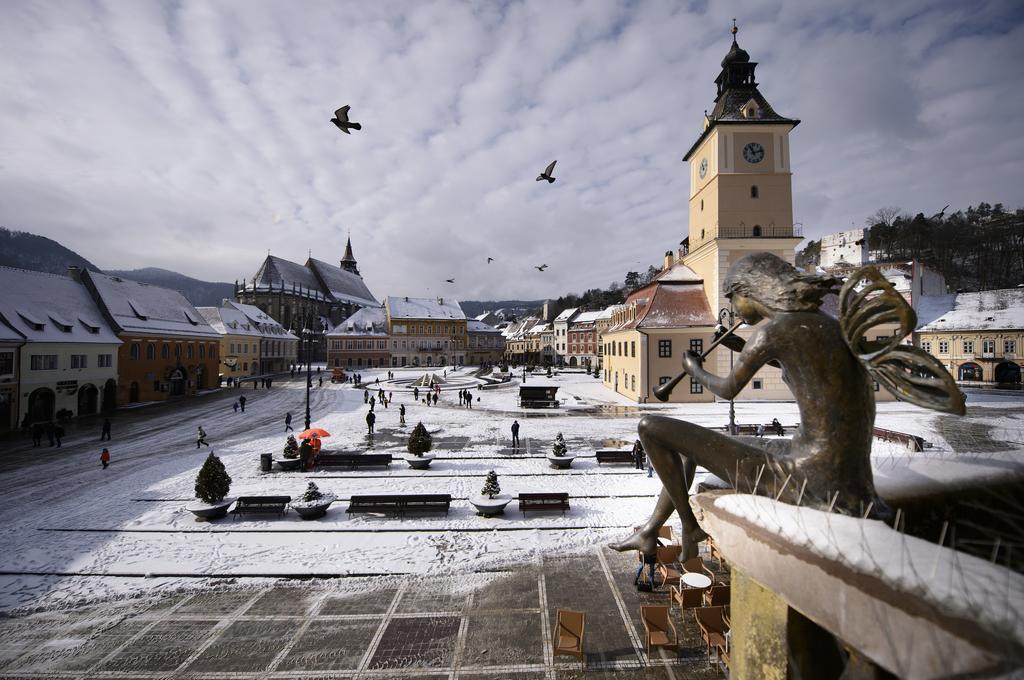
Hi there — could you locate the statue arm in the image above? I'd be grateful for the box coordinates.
[683,332,772,400]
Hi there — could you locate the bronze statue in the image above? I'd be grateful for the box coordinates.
[611,252,965,560]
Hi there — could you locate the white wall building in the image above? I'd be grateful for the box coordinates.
[820,228,868,269]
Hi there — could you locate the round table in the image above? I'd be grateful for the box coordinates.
[681,572,712,589]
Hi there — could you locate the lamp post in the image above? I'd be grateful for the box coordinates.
[303,326,313,430]
[717,307,737,435]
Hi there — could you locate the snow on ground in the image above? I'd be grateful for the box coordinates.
[0,366,1019,613]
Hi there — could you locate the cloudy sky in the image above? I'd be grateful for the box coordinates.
[1,0,1022,301]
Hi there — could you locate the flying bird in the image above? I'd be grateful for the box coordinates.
[487,257,494,263]
[445,278,455,283]
[535,264,548,272]
[536,160,557,183]
[330,105,362,134]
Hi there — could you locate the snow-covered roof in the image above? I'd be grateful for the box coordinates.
[252,255,324,298]
[225,301,298,339]
[307,258,378,307]
[608,283,716,332]
[918,289,1024,332]
[327,306,388,336]
[528,323,549,335]
[467,319,501,334]
[554,307,579,322]
[570,311,602,325]
[85,271,220,339]
[0,267,120,345]
[653,262,702,283]
[595,306,615,320]
[386,296,465,320]
[196,306,263,337]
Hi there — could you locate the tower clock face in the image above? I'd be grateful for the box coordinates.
[699,158,708,179]
[742,142,765,164]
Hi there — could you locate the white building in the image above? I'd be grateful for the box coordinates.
[820,228,868,269]
[552,307,579,363]
[0,267,121,426]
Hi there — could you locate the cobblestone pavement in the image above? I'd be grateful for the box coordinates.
[0,548,727,679]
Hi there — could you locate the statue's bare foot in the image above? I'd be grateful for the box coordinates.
[679,523,709,561]
[608,527,659,555]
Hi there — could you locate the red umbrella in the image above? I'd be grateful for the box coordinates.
[298,428,331,439]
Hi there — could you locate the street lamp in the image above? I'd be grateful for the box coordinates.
[303,326,313,430]
[717,307,737,435]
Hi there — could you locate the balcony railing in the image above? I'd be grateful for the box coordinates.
[717,224,803,239]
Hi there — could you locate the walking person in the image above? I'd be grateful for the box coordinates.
[232,400,239,413]
[239,395,247,413]
[100,448,110,469]
[432,392,438,406]
[414,387,420,401]
[399,403,406,426]
[369,396,376,411]
[100,418,112,441]
[366,410,376,434]
[318,376,323,388]
[364,389,369,404]
[511,419,520,450]
[285,412,293,432]
[196,426,209,448]
[54,424,64,447]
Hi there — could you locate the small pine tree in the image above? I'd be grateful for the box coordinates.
[481,470,501,499]
[194,452,231,504]
[283,435,299,458]
[552,432,568,457]
[407,421,433,456]
[301,481,323,503]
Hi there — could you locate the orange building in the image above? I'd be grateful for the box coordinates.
[77,270,221,403]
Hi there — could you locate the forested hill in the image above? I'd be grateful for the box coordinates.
[106,268,235,308]
[798,203,1023,292]
[0,227,100,274]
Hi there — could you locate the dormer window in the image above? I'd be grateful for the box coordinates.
[48,313,73,333]
[127,299,148,320]
[79,318,101,334]
[740,98,761,119]
[183,309,199,325]
[17,310,45,331]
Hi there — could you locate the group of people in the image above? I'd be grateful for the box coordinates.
[232,395,248,413]
[752,417,785,438]
[457,389,476,408]
[28,421,66,447]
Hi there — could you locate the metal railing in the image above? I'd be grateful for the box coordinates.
[716,224,803,239]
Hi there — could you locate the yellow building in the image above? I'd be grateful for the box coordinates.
[916,289,1023,384]
[385,296,467,368]
[197,305,263,383]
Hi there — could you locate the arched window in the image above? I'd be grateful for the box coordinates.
[752,225,762,237]
[161,344,169,359]
[145,343,155,360]
[751,185,759,198]
[130,343,140,360]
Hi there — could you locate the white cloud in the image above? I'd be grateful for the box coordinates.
[1,0,1021,301]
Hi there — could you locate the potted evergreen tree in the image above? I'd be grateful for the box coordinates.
[185,452,234,520]
[405,421,435,469]
[470,470,511,516]
[546,432,575,469]
[277,434,301,471]
[290,481,336,520]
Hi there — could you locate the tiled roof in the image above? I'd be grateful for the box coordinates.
[196,306,263,337]
[226,301,298,339]
[86,271,219,339]
[0,267,120,345]
[386,296,465,320]
[637,284,716,329]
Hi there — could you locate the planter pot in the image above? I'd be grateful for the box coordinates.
[546,454,576,469]
[290,500,333,520]
[405,454,435,470]
[470,495,512,516]
[185,498,235,521]
[277,457,302,471]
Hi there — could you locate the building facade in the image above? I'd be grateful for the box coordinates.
[466,319,505,365]
[78,270,220,404]
[0,267,121,426]
[916,288,1023,385]
[566,310,601,368]
[385,297,467,368]
[226,301,299,374]
[0,325,21,430]
[235,238,377,361]
[197,304,264,383]
[551,307,579,364]
[819,228,868,269]
[327,306,390,370]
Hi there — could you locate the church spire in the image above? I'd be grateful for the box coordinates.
[340,235,360,276]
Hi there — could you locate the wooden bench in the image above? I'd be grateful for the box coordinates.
[595,449,634,465]
[316,453,393,470]
[347,494,452,517]
[873,427,925,452]
[519,492,570,516]
[232,495,291,519]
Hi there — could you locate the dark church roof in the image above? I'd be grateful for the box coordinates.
[683,26,799,161]
[308,258,377,307]
[252,256,326,300]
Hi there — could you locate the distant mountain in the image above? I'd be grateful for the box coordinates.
[460,299,544,319]
[106,268,235,308]
[0,227,101,275]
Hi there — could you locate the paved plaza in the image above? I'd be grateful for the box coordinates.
[0,547,725,679]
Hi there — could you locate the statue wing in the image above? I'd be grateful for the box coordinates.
[839,266,965,415]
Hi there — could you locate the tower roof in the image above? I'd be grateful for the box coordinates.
[341,237,356,264]
[683,21,799,161]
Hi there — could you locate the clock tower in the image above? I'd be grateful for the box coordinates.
[682,21,803,314]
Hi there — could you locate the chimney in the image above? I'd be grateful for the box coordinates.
[663,250,674,271]
[542,301,550,322]
[66,265,82,281]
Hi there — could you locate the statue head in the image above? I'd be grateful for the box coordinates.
[724,252,840,313]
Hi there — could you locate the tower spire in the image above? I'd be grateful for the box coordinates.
[340,235,360,276]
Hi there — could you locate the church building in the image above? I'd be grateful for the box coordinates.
[234,237,378,362]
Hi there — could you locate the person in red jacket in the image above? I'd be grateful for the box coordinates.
[100,448,111,469]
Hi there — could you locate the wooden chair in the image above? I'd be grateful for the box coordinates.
[640,605,677,660]
[553,609,585,669]
[703,584,730,607]
[693,605,729,667]
[682,556,715,580]
[708,535,727,570]
[669,584,705,612]
[654,545,683,587]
